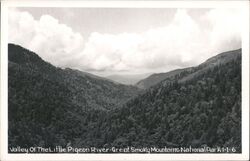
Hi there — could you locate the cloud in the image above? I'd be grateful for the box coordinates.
[9,8,244,75]
[204,9,243,53]
[79,32,143,71]
[8,8,84,68]
[77,9,243,74]
[76,9,204,74]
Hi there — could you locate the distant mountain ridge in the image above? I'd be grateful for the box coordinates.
[136,49,241,89]
[64,68,115,83]
[136,68,190,89]
[106,73,152,85]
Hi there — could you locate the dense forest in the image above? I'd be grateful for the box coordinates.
[8,44,140,148]
[8,43,241,153]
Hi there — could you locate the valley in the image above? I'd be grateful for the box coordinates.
[8,43,242,153]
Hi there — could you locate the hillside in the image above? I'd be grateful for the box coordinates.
[136,68,190,89]
[8,43,141,148]
[136,49,241,89]
[8,44,242,153]
[98,49,241,151]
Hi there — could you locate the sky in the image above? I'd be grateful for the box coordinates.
[8,7,244,76]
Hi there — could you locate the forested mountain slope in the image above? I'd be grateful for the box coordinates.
[8,44,241,152]
[136,49,241,89]
[136,68,190,89]
[99,49,241,151]
[8,43,141,148]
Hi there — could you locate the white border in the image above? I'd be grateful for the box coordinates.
[1,1,249,161]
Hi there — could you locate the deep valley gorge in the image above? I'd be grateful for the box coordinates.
[8,43,242,153]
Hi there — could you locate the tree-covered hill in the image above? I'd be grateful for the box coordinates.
[8,44,241,153]
[100,49,241,151]
[136,68,190,89]
[136,49,241,89]
[8,43,141,148]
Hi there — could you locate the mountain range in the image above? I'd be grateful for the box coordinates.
[106,73,152,85]
[8,43,241,152]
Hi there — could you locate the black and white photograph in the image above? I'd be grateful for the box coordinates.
[1,0,249,160]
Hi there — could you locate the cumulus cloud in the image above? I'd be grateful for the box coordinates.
[204,9,242,53]
[8,8,84,68]
[77,9,243,74]
[8,8,244,75]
